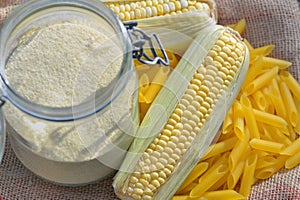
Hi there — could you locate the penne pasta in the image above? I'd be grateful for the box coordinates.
[252,108,288,129]
[251,90,267,111]
[256,155,277,169]
[254,150,269,158]
[201,137,237,160]
[227,160,245,189]
[266,125,292,145]
[260,124,274,141]
[249,138,285,154]
[241,56,264,90]
[240,95,260,138]
[249,44,275,58]
[279,81,298,127]
[255,155,288,179]
[243,39,254,51]
[222,107,233,134]
[245,66,279,96]
[172,195,201,200]
[239,153,257,197]
[268,78,287,118]
[233,100,245,140]
[176,183,198,196]
[230,18,246,35]
[228,127,250,170]
[139,101,151,121]
[204,155,222,166]
[294,95,300,134]
[285,151,300,169]
[280,136,300,156]
[279,71,300,100]
[262,56,292,70]
[203,190,246,200]
[138,73,150,95]
[144,66,170,103]
[190,164,228,197]
[177,162,209,193]
[164,49,179,69]
[134,61,151,71]
[208,171,229,191]
[262,88,275,114]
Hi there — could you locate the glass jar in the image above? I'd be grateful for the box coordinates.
[0,0,141,186]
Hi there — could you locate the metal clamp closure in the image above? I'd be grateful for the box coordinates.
[124,21,170,66]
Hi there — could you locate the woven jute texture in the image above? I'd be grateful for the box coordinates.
[0,0,300,199]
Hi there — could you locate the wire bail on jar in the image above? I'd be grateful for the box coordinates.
[124,21,170,66]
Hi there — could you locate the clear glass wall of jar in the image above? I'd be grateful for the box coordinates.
[0,0,139,186]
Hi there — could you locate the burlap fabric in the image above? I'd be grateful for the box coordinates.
[0,0,300,199]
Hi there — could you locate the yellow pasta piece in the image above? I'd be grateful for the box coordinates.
[222,107,233,134]
[260,124,273,141]
[139,101,151,121]
[176,183,198,196]
[279,81,298,127]
[255,155,288,179]
[245,66,279,96]
[241,56,264,90]
[177,162,209,193]
[285,151,300,169]
[249,138,285,154]
[252,108,288,129]
[280,71,300,100]
[262,88,275,114]
[228,18,246,35]
[144,66,170,103]
[254,149,269,158]
[280,136,300,156]
[249,44,275,58]
[134,61,151,71]
[252,90,267,111]
[262,56,292,70]
[263,125,292,146]
[139,73,150,95]
[294,96,300,134]
[227,160,244,189]
[266,86,286,119]
[172,195,199,200]
[256,155,277,169]
[190,164,228,197]
[233,100,245,140]
[228,127,250,170]
[201,137,237,160]
[203,190,246,200]
[240,95,260,138]
[243,39,253,51]
[239,153,257,197]
[207,171,229,191]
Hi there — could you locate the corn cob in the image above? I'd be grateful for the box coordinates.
[104,0,216,21]
[103,0,217,55]
[113,25,249,200]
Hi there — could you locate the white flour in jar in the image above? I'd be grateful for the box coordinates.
[4,22,136,164]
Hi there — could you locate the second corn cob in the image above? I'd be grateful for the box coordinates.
[113,24,250,200]
[104,0,216,21]
[103,0,217,55]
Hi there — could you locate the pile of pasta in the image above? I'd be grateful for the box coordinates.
[137,49,180,121]
[135,19,300,200]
